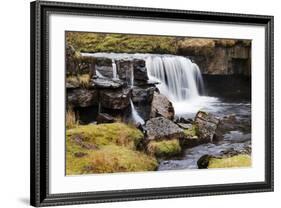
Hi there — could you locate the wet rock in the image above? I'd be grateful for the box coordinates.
[174,117,193,124]
[197,154,212,169]
[132,86,156,103]
[150,92,175,120]
[117,60,132,80]
[194,111,219,142]
[67,88,98,107]
[145,117,184,141]
[100,88,131,110]
[177,123,193,129]
[95,57,113,78]
[134,79,160,86]
[133,59,149,81]
[96,113,116,124]
[91,77,124,89]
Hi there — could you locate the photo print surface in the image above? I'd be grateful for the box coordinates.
[65,31,251,175]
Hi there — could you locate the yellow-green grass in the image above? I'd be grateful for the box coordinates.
[147,139,181,157]
[66,32,251,54]
[66,74,91,88]
[66,123,158,175]
[208,154,251,169]
[66,123,144,149]
[66,144,158,175]
[66,106,78,129]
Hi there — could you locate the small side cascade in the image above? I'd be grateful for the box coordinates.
[130,99,145,125]
[112,59,119,80]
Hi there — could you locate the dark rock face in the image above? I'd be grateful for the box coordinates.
[95,57,113,78]
[118,60,132,80]
[91,77,124,89]
[100,88,132,110]
[194,111,220,142]
[96,113,116,124]
[150,92,175,120]
[145,117,184,141]
[67,88,98,107]
[180,42,251,76]
[132,86,155,103]
[133,59,148,81]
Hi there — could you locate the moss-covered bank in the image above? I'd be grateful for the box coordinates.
[66,123,158,175]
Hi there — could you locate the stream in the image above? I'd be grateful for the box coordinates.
[158,99,251,170]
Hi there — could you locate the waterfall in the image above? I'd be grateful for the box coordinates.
[112,60,118,80]
[81,52,212,116]
[130,67,134,88]
[130,99,145,125]
[146,56,204,102]
[96,70,104,78]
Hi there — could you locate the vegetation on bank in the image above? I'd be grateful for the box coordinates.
[208,154,251,168]
[66,32,251,55]
[66,74,91,88]
[66,123,158,175]
[147,139,181,158]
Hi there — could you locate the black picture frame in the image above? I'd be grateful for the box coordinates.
[30,0,274,207]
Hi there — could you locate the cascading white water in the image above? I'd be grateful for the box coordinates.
[96,70,104,78]
[82,52,218,117]
[112,60,118,80]
[130,99,145,125]
[146,56,204,102]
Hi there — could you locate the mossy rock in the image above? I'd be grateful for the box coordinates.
[208,154,251,168]
[66,144,158,175]
[147,139,181,158]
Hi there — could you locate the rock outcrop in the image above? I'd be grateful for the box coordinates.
[194,111,220,142]
[150,92,175,120]
[100,88,132,110]
[145,117,184,141]
[67,88,98,107]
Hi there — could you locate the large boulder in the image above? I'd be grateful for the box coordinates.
[150,92,175,120]
[145,117,184,141]
[67,88,98,107]
[100,88,131,110]
[194,111,220,142]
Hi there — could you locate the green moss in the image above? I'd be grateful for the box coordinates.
[208,154,251,168]
[66,123,158,175]
[147,139,181,157]
[66,123,144,149]
[183,125,198,138]
[66,144,158,175]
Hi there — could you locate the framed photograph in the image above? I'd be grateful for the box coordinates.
[30,0,274,206]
